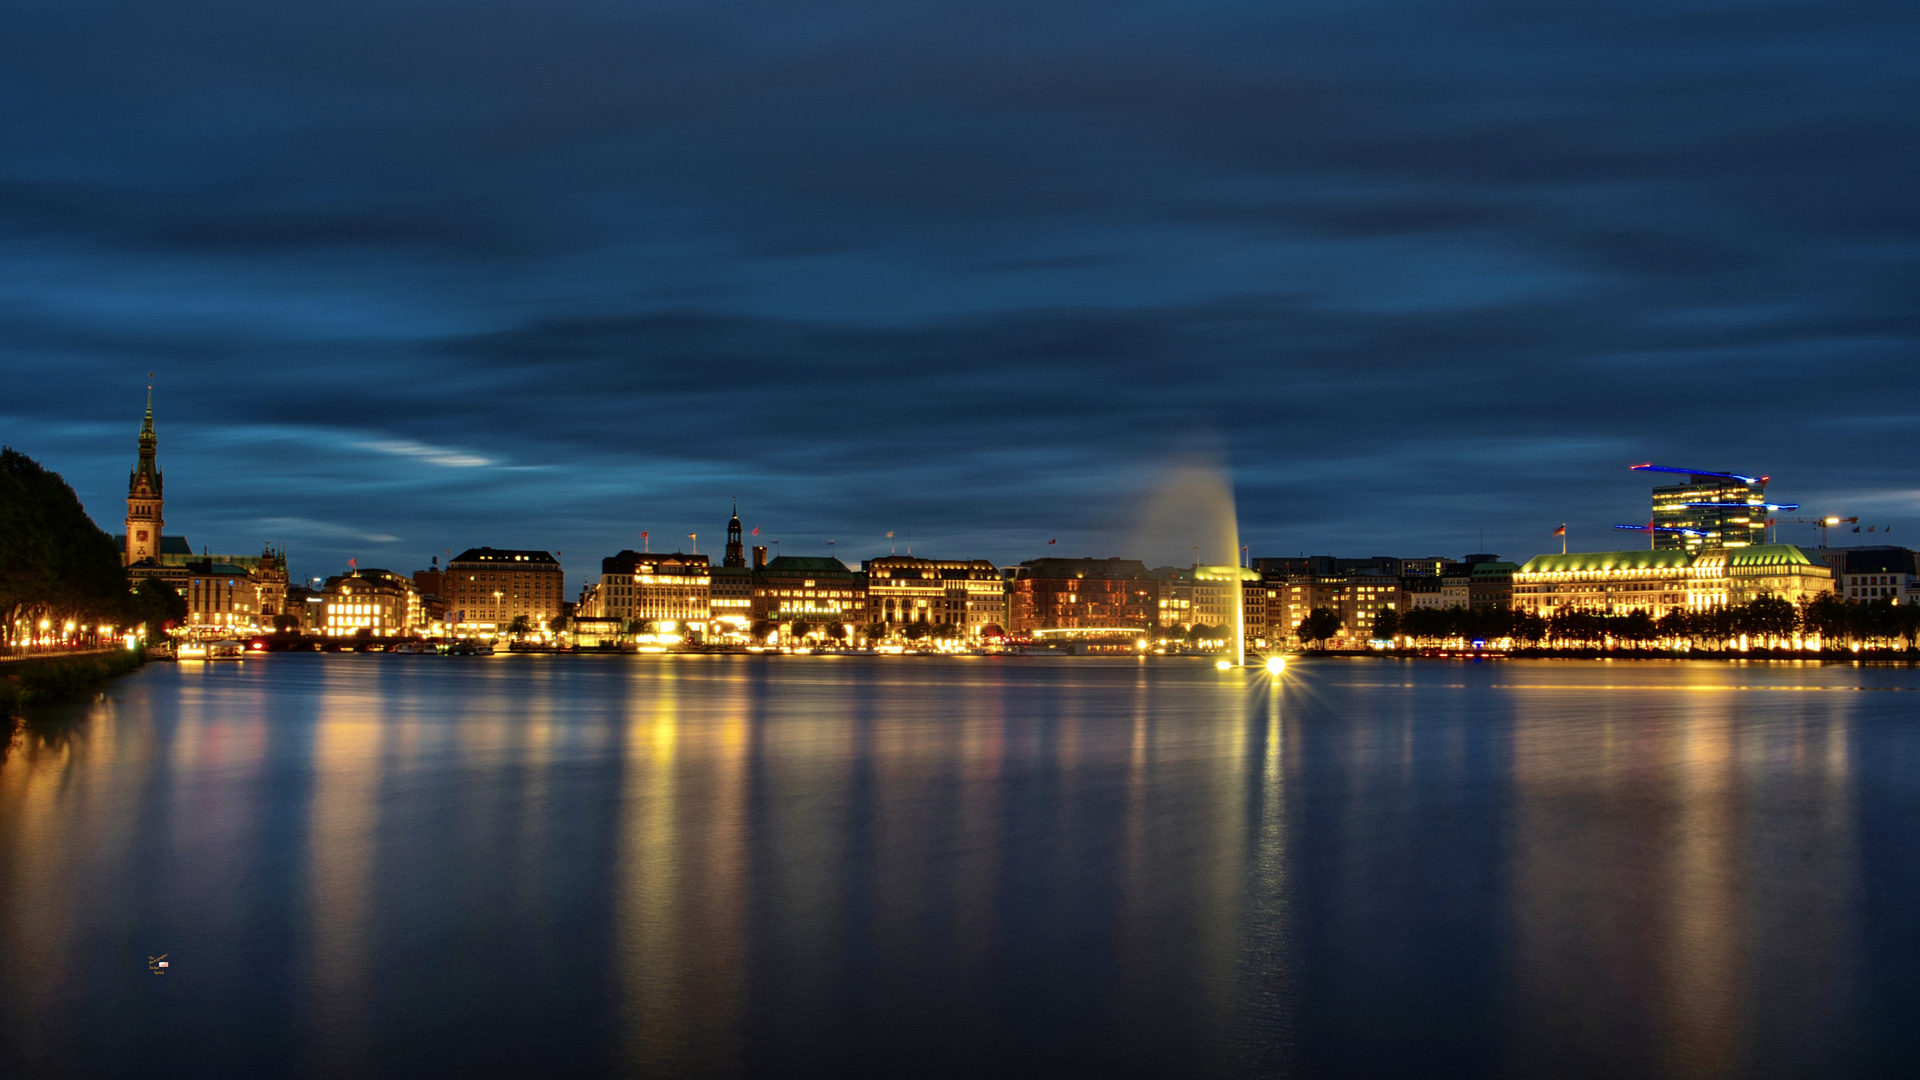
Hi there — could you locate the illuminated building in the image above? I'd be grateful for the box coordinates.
[183,561,261,631]
[1634,464,1796,553]
[1512,544,1832,614]
[322,568,421,637]
[862,556,1005,638]
[1511,549,1693,614]
[1273,575,1404,643]
[595,551,712,633]
[1007,558,1159,634]
[752,556,865,633]
[445,548,565,633]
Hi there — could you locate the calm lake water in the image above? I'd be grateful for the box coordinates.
[2,654,1918,1078]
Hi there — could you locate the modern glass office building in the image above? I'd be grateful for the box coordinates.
[1638,465,1776,552]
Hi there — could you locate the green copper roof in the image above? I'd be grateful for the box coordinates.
[1518,549,1693,574]
[1725,544,1820,568]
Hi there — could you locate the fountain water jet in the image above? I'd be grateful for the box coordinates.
[1127,456,1257,666]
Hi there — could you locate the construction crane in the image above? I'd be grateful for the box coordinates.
[1767,516,1857,546]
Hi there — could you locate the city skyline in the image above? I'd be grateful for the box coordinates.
[40,387,1910,595]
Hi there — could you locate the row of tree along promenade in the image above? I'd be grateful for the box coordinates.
[1298,594,1920,654]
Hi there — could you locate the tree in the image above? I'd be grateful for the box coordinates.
[1296,607,1341,649]
[825,622,847,642]
[131,577,187,642]
[904,622,930,641]
[547,613,570,634]
[272,612,301,633]
[1371,609,1399,642]
[507,614,532,639]
[790,619,813,640]
[1,446,131,650]
[749,620,773,642]
[863,621,887,642]
[980,623,1005,639]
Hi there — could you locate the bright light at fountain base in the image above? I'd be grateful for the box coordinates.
[1215,659,1232,670]
[1266,656,1285,674]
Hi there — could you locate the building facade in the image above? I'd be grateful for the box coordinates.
[322,569,422,638]
[445,548,565,634]
[595,551,712,632]
[183,562,261,632]
[863,556,1005,638]
[1007,558,1160,635]
[1513,544,1831,614]
[752,556,865,633]
[1822,546,1920,605]
[1647,468,1772,552]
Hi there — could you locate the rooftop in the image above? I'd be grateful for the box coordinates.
[1517,549,1693,575]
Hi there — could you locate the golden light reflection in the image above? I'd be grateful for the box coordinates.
[305,680,384,1074]
[615,660,748,1075]
[1504,665,1858,1076]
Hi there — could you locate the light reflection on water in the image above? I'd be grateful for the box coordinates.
[1,655,1915,1078]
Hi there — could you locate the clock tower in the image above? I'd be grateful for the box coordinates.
[125,382,164,566]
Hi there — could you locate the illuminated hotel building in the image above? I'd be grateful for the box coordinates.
[446,548,564,633]
[1512,544,1832,614]
[752,556,865,631]
[322,568,421,637]
[1638,465,1783,553]
[863,556,1006,638]
[594,551,712,632]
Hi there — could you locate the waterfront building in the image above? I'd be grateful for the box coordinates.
[1276,577,1345,640]
[1189,564,1263,635]
[1512,544,1831,614]
[594,551,712,633]
[322,569,421,637]
[863,556,1005,638]
[1440,557,1518,608]
[1007,558,1159,635]
[285,584,326,632]
[1405,576,1460,610]
[182,561,262,632]
[445,548,565,634]
[1154,568,1194,630]
[1644,466,1774,552]
[710,567,754,631]
[752,556,865,634]
[1820,546,1919,604]
[1512,550,1693,615]
[1689,545,1840,608]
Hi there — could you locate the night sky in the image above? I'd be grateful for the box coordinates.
[3,1,1916,590]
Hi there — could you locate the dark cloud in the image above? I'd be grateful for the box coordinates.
[2,0,1917,584]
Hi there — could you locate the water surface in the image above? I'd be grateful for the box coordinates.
[3,654,1917,1077]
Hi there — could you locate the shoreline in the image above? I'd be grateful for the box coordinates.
[1,649,147,716]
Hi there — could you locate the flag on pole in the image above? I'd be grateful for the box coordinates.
[348,557,357,569]
[751,527,759,536]
[886,531,894,538]
[641,531,648,540]
[1048,538,1056,545]
[1552,525,1566,537]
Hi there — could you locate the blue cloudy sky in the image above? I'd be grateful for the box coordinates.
[2,0,1916,589]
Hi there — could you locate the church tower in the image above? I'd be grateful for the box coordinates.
[724,501,746,568]
[125,381,164,566]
